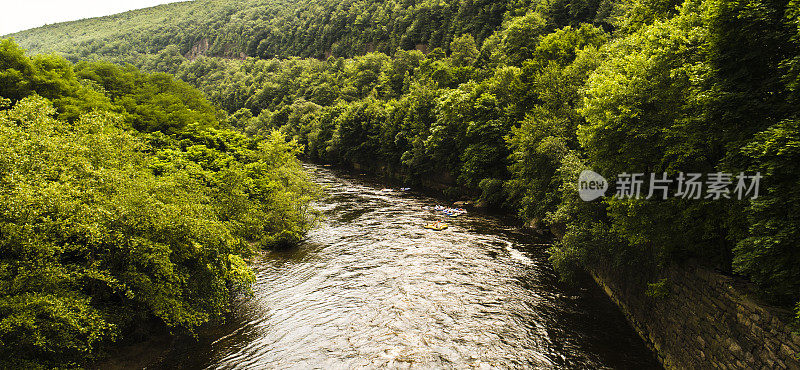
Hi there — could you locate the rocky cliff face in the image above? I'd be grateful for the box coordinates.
[185,38,247,60]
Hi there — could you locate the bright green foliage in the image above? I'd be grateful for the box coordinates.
[531,24,607,67]
[75,61,222,133]
[572,0,734,269]
[0,39,112,120]
[506,26,606,220]
[606,0,683,34]
[449,34,480,67]
[0,43,316,367]
[501,12,550,65]
[579,1,711,175]
[0,96,245,366]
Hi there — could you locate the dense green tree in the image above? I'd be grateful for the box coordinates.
[449,34,480,67]
[0,96,253,366]
[76,61,222,133]
[0,42,317,368]
[0,39,113,120]
[507,43,604,220]
[734,119,800,307]
[501,12,550,65]
[8,0,533,67]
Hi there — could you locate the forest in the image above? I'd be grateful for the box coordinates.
[0,40,317,367]
[7,0,529,62]
[4,0,800,366]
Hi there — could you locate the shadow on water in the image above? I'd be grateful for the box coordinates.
[117,164,660,369]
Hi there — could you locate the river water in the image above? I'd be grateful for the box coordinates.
[150,165,660,369]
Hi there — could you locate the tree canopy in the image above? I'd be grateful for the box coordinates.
[0,40,317,368]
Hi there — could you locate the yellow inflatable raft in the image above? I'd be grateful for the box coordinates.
[424,223,449,231]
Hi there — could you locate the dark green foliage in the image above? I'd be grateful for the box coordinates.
[735,119,800,306]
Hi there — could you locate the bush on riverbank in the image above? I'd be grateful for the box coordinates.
[0,40,317,367]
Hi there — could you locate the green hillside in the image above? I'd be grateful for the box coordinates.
[7,0,545,64]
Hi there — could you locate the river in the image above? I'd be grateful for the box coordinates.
[144,164,660,369]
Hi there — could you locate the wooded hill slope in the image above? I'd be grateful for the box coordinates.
[7,0,542,63]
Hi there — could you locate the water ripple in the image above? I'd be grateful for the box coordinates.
[152,165,660,369]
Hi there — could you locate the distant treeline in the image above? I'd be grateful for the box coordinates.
[9,0,537,62]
